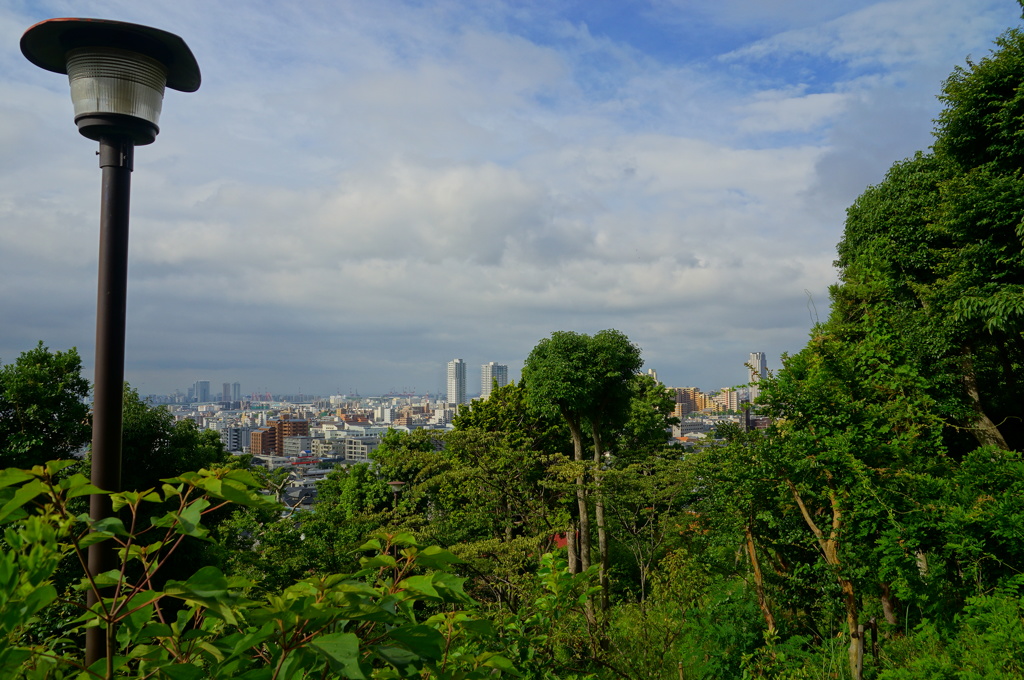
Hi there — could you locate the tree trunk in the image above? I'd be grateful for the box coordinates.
[563,411,592,574]
[788,478,862,680]
[567,518,579,574]
[962,348,1009,449]
[852,623,864,680]
[563,411,595,623]
[844,580,863,680]
[745,522,776,633]
[503,498,513,542]
[592,427,610,611]
[880,582,898,627]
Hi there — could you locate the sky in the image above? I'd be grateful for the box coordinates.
[1,0,1021,398]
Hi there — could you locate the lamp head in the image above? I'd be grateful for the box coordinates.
[21,18,200,145]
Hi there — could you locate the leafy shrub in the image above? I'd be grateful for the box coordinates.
[0,460,517,679]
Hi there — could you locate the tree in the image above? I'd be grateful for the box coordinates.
[716,27,1024,680]
[833,30,1024,454]
[0,342,90,468]
[118,385,230,493]
[522,329,642,610]
[603,454,689,602]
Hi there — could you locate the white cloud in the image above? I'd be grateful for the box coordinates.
[735,90,849,134]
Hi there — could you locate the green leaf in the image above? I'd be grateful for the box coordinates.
[21,584,58,619]
[391,532,419,547]
[141,622,173,638]
[361,554,397,569]
[90,516,130,537]
[427,572,472,603]
[480,652,520,673]
[310,631,365,678]
[163,566,247,625]
[374,644,422,668]
[457,618,496,637]
[66,482,106,499]
[160,664,207,680]
[151,499,211,539]
[0,469,33,489]
[44,459,78,475]
[110,489,160,510]
[77,531,115,549]
[414,545,463,570]
[117,591,160,645]
[387,624,444,660]
[0,479,45,524]
[396,574,438,599]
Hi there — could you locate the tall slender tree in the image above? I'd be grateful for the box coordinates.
[523,329,642,609]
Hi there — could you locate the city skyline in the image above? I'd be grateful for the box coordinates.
[2,1,1019,396]
[158,349,765,402]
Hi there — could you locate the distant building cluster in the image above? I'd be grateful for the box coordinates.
[141,352,766,508]
[163,393,453,511]
[446,359,509,406]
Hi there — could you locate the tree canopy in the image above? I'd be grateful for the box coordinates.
[0,343,89,468]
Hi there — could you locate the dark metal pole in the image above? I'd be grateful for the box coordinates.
[85,135,134,667]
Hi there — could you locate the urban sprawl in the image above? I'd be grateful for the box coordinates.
[141,353,770,510]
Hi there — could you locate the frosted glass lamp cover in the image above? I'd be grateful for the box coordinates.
[21,18,200,145]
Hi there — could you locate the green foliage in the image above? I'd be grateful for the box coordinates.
[927,448,1024,605]
[603,455,691,601]
[610,374,679,465]
[118,385,231,492]
[935,28,1024,172]
[213,503,312,595]
[833,28,1024,453]
[452,380,571,457]
[522,329,643,438]
[494,554,600,679]
[0,460,518,679]
[0,343,90,468]
[369,427,573,608]
[879,591,1024,680]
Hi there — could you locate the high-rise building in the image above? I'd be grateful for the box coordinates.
[232,382,241,402]
[748,352,767,402]
[447,359,466,406]
[749,352,767,380]
[221,426,255,453]
[249,414,310,456]
[194,380,211,403]
[480,362,509,399]
[670,387,713,417]
[222,382,231,402]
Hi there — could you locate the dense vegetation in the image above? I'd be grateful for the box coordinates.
[4,22,1024,680]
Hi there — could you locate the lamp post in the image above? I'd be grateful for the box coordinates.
[387,480,406,508]
[21,17,200,666]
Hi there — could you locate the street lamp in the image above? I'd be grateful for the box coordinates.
[387,480,406,508]
[21,17,200,666]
